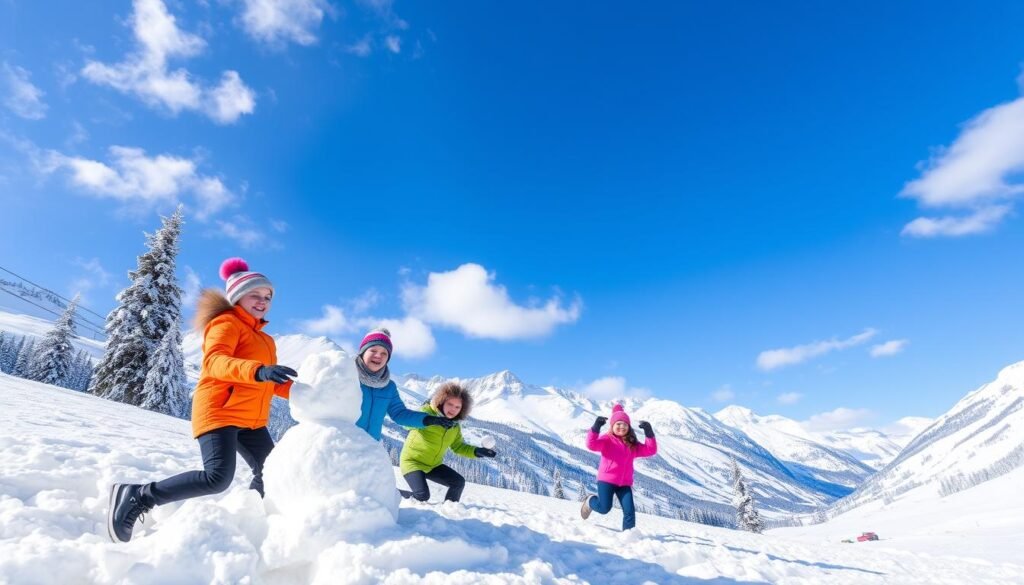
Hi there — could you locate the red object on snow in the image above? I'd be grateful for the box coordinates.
[857,532,879,542]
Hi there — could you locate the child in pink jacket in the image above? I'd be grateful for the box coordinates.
[580,403,658,530]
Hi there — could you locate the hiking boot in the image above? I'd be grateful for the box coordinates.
[580,494,595,520]
[107,483,153,543]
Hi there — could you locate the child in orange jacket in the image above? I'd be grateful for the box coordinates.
[107,258,297,543]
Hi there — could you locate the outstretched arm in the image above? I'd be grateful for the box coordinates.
[386,387,428,428]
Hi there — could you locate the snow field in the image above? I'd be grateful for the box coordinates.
[2,373,1023,584]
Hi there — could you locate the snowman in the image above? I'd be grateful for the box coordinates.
[260,349,399,572]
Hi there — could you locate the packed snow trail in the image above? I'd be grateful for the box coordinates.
[2,373,1023,584]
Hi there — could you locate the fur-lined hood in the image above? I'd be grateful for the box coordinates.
[430,382,473,421]
[193,288,234,332]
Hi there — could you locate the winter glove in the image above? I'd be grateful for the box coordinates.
[591,416,607,433]
[423,415,457,429]
[474,447,497,458]
[255,365,298,384]
[639,421,654,438]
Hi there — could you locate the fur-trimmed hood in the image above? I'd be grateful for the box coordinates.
[430,381,473,421]
[193,288,234,332]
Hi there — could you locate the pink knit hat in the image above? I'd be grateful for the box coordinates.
[609,403,631,427]
[220,257,273,306]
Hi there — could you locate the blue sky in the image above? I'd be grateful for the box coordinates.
[2,1,1024,432]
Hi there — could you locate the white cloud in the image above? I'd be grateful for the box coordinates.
[776,392,803,405]
[901,205,1011,238]
[82,0,255,124]
[270,219,289,233]
[580,376,650,401]
[346,36,373,57]
[402,263,581,340]
[384,35,401,54]
[870,339,909,358]
[802,407,875,433]
[46,145,235,216]
[69,257,112,305]
[296,303,437,358]
[757,328,877,371]
[2,63,47,120]
[900,88,1024,236]
[369,316,436,358]
[239,0,332,47]
[710,385,735,403]
[214,218,262,248]
[299,304,352,336]
[181,266,202,308]
[350,288,380,313]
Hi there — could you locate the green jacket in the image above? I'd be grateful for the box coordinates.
[399,404,477,474]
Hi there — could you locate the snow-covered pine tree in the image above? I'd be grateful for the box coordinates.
[90,207,185,405]
[140,319,190,417]
[69,350,93,392]
[13,338,36,377]
[0,331,12,374]
[552,468,566,499]
[2,335,23,375]
[28,294,80,388]
[731,457,763,534]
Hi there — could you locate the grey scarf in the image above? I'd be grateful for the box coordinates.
[355,355,390,388]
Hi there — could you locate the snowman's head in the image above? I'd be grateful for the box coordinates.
[289,350,363,424]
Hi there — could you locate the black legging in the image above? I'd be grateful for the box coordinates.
[145,426,274,506]
[399,464,466,502]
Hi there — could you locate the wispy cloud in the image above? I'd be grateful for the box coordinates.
[776,392,803,405]
[181,266,201,309]
[214,218,262,248]
[402,263,581,341]
[69,257,112,305]
[239,0,333,47]
[580,376,651,401]
[384,35,401,54]
[870,339,909,358]
[297,302,436,358]
[802,407,875,433]
[43,145,235,219]
[901,205,1011,238]
[900,80,1024,237]
[710,385,735,403]
[82,0,255,124]
[1,62,47,120]
[757,328,877,371]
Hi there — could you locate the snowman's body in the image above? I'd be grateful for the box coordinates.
[260,350,399,571]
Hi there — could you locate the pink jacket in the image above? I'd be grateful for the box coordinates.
[586,430,658,487]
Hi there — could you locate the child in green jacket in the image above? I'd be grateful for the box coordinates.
[398,382,496,502]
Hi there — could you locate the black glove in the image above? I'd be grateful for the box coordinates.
[423,415,456,429]
[591,416,607,433]
[639,421,654,438]
[255,365,298,384]
[474,447,496,458]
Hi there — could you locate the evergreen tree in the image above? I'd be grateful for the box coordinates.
[29,294,80,387]
[2,335,24,375]
[13,338,36,377]
[731,457,764,534]
[69,350,93,392]
[140,320,190,417]
[0,331,12,374]
[552,468,566,499]
[90,207,185,405]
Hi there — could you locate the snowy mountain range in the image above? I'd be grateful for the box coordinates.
[829,360,1024,516]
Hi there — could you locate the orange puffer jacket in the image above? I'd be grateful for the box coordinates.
[191,304,292,438]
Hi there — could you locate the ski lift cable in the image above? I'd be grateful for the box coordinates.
[0,281,107,332]
[0,264,109,322]
[0,287,107,339]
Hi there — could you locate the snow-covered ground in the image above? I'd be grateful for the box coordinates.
[0,309,105,359]
[3,373,1023,584]
[772,465,1024,565]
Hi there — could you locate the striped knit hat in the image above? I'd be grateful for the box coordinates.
[220,257,273,306]
[359,327,393,358]
[609,403,631,427]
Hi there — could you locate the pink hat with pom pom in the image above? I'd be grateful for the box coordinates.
[609,403,631,427]
[220,257,273,305]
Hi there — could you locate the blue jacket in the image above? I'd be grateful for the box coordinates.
[355,380,426,440]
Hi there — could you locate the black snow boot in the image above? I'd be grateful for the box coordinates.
[107,483,154,543]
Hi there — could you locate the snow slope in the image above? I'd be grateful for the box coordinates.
[830,361,1024,515]
[3,373,1022,584]
[0,309,105,359]
[772,464,1024,565]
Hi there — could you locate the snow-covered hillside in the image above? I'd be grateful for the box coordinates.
[0,309,105,359]
[714,406,875,496]
[830,361,1024,515]
[3,373,1022,584]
